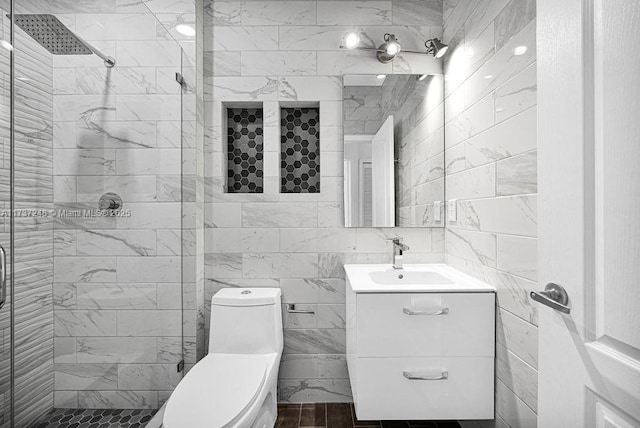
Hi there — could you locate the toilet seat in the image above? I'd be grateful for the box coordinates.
[163,354,273,427]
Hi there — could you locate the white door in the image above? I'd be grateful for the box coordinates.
[371,115,395,227]
[537,0,640,426]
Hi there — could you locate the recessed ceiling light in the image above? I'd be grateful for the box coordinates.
[0,40,13,51]
[377,74,386,79]
[514,45,527,56]
[176,24,195,37]
[344,31,360,49]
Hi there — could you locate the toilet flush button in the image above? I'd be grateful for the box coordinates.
[241,290,251,295]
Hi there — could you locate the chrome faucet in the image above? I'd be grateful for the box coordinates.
[389,238,410,269]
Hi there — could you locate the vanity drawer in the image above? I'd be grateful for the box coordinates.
[356,292,494,357]
[355,357,494,421]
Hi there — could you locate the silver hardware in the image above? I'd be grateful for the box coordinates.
[530,283,571,314]
[387,237,410,269]
[176,72,185,86]
[397,274,404,279]
[13,14,116,68]
[241,290,251,295]
[403,370,448,381]
[403,307,449,316]
[98,192,122,210]
[0,245,5,310]
[286,303,315,315]
[177,359,184,373]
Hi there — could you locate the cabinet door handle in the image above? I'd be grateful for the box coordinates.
[403,370,448,380]
[403,307,449,315]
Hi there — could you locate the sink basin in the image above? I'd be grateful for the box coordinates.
[344,264,497,293]
[368,270,453,285]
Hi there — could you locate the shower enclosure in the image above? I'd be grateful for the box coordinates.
[0,0,196,426]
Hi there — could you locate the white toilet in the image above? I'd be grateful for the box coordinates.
[163,288,283,428]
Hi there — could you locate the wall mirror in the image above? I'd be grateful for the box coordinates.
[343,74,445,228]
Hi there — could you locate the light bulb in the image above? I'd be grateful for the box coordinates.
[376,74,386,79]
[344,32,360,49]
[385,41,401,56]
[435,45,449,58]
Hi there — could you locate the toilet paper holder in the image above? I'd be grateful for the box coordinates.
[286,303,315,315]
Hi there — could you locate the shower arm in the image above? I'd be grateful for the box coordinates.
[76,35,116,68]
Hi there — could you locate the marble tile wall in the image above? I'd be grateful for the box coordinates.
[9,1,56,425]
[203,0,445,403]
[442,0,537,427]
[37,0,196,410]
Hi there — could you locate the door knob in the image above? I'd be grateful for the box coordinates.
[530,283,571,314]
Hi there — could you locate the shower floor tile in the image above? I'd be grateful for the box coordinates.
[35,408,157,428]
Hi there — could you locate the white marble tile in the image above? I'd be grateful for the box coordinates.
[496,235,537,281]
[243,253,318,278]
[55,363,118,390]
[392,0,442,26]
[77,120,157,149]
[208,76,279,101]
[54,337,77,364]
[112,68,156,94]
[116,95,181,121]
[445,93,495,148]
[78,390,158,409]
[205,253,243,278]
[317,1,392,25]
[496,150,537,196]
[242,203,318,228]
[279,354,318,379]
[317,50,392,75]
[118,364,182,390]
[205,1,241,25]
[116,41,182,67]
[280,228,356,253]
[496,308,538,369]
[317,304,345,329]
[279,76,342,101]
[54,257,117,283]
[76,230,156,256]
[115,148,180,175]
[445,163,496,201]
[242,1,317,25]
[495,379,537,428]
[55,310,117,336]
[458,195,537,237]
[157,283,183,309]
[117,310,182,336]
[211,51,241,76]
[54,391,78,408]
[76,283,157,309]
[446,228,496,267]
[494,63,536,123]
[241,51,316,76]
[53,95,116,122]
[76,337,157,363]
[117,257,181,282]
[211,26,279,51]
[465,107,536,167]
[496,344,538,412]
[208,228,280,253]
[116,202,182,229]
[317,202,343,228]
[317,354,349,379]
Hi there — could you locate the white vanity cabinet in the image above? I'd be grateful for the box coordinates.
[345,264,496,421]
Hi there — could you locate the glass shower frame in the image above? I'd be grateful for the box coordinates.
[1,1,190,425]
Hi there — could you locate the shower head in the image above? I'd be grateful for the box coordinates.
[13,14,115,67]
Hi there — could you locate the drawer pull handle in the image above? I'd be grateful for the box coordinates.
[403,370,448,381]
[403,307,449,316]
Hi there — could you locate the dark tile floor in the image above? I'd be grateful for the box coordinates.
[34,408,157,428]
[276,403,462,428]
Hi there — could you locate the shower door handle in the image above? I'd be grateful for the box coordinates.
[0,245,6,310]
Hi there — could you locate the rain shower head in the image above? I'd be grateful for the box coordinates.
[13,14,115,67]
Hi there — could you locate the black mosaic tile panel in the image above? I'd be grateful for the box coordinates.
[227,108,264,193]
[280,107,320,193]
[34,408,156,428]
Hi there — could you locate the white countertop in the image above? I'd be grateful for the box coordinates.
[344,263,496,293]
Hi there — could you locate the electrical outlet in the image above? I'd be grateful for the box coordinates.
[434,201,442,222]
[447,199,457,222]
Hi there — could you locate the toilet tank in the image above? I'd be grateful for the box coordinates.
[209,288,283,355]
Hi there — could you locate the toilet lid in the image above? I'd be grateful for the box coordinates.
[163,354,269,427]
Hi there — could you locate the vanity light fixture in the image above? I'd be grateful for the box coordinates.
[417,74,428,81]
[376,33,402,63]
[340,32,449,63]
[425,38,449,59]
[376,74,387,79]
